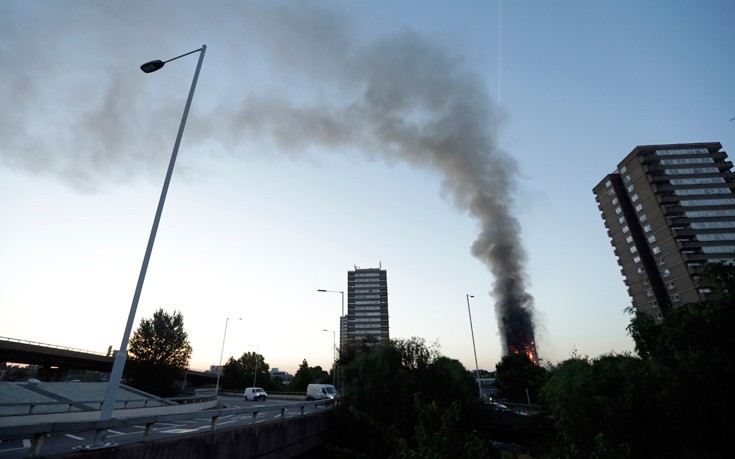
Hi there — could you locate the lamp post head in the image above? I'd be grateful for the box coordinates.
[140,60,165,73]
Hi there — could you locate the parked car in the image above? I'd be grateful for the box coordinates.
[243,387,267,401]
[306,384,338,401]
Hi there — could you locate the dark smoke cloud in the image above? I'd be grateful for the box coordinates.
[0,0,536,354]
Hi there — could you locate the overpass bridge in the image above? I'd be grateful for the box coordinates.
[0,390,335,458]
[0,337,216,386]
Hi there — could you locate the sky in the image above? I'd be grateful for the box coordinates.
[1,0,734,375]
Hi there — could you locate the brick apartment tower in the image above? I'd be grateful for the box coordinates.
[345,267,390,343]
[593,142,735,320]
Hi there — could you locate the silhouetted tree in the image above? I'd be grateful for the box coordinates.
[494,352,547,404]
[125,308,192,396]
[290,359,328,392]
[333,337,494,457]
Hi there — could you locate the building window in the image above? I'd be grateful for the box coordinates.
[620,166,628,174]
[615,206,622,215]
[667,282,675,290]
[639,214,648,222]
[634,256,641,264]
[647,235,656,243]
[626,235,634,244]
[691,221,735,229]
[631,193,639,202]
[697,233,735,242]
[671,293,681,303]
[656,148,709,156]
[627,184,635,192]
[670,177,725,185]
[657,258,666,265]
[623,226,630,234]
[635,203,643,212]
[645,289,653,297]
[612,197,619,205]
[618,216,626,224]
[680,198,735,207]
[644,224,652,233]
[605,180,612,188]
[637,267,645,275]
[650,300,658,308]
[662,269,671,278]
[686,209,735,218]
[624,174,631,183]
[702,245,735,254]
[630,246,638,254]
[652,246,661,254]
[642,278,649,285]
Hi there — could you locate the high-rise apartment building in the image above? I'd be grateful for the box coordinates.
[345,267,390,343]
[594,142,735,320]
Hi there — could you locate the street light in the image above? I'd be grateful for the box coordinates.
[323,329,336,386]
[318,289,343,389]
[215,317,241,397]
[92,45,206,449]
[466,294,482,399]
[316,289,344,316]
[249,345,260,387]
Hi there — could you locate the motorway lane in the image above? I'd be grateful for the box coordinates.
[0,396,327,459]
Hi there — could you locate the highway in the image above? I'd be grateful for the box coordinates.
[0,395,330,459]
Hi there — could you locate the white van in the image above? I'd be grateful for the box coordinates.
[243,387,267,401]
[306,384,338,401]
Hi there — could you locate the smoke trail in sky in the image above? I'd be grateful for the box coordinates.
[0,1,536,356]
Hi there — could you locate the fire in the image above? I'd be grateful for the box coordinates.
[508,340,539,366]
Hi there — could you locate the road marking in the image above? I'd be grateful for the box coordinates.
[65,434,85,440]
[108,430,125,435]
[160,428,198,434]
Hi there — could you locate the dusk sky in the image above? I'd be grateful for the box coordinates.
[2,0,734,375]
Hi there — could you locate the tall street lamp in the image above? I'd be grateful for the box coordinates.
[323,329,336,386]
[317,288,344,347]
[216,317,241,397]
[92,45,206,449]
[466,294,482,399]
[249,345,260,388]
[317,289,343,389]
[317,289,344,316]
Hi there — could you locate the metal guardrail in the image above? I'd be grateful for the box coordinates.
[0,398,335,457]
[0,336,110,358]
[0,394,214,415]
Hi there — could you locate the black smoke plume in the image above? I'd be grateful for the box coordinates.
[0,1,537,359]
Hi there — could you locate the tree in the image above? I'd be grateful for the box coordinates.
[222,351,272,391]
[290,359,328,392]
[494,353,547,404]
[539,354,656,458]
[125,308,192,396]
[624,262,735,456]
[332,337,494,457]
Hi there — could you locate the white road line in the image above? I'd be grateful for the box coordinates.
[107,430,125,435]
[65,434,85,441]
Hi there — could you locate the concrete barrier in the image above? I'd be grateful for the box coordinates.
[48,409,334,459]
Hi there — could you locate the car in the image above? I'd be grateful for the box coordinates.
[306,384,338,401]
[243,387,267,401]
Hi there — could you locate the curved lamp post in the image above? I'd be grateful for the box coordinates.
[215,317,241,397]
[323,329,336,386]
[466,294,482,398]
[249,345,260,387]
[317,289,343,389]
[91,45,206,449]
